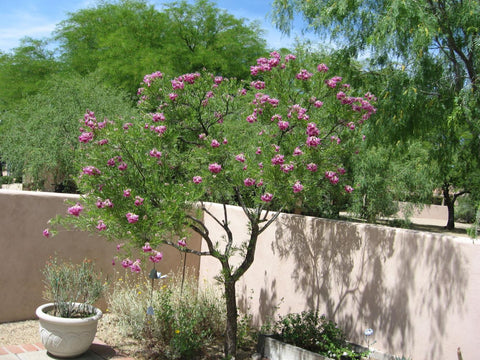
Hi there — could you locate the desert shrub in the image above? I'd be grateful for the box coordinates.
[107,270,226,359]
[270,311,366,359]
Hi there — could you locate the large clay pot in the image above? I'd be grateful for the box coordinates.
[36,303,102,358]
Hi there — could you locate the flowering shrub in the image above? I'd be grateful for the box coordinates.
[45,52,375,357]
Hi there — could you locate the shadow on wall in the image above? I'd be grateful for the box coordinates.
[265,214,469,358]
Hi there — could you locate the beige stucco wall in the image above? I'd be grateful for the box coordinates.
[0,190,201,323]
[199,203,480,360]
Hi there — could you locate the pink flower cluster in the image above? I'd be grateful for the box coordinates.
[143,71,163,87]
[126,212,139,223]
[82,166,101,176]
[68,203,83,216]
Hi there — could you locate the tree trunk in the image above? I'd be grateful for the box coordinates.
[224,278,238,359]
[443,183,455,230]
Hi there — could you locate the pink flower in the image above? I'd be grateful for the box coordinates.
[142,242,152,252]
[345,185,354,193]
[121,258,133,268]
[244,178,256,187]
[285,54,296,62]
[118,162,128,171]
[96,220,107,231]
[223,138,228,144]
[307,163,318,172]
[151,113,165,122]
[192,176,203,184]
[251,80,266,89]
[149,148,162,158]
[214,76,223,85]
[171,79,184,90]
[293,181,304,193]
[313,100,323,108]
[169,93,178,101]
[126,212,139,223]
[211,139,220,148]
[235,153,246,163]
[82,166,101,176]
[271,154,285,165]
[317,63,329,72]
[337,167,346,175]
[149,251,163,263]
[256,147,262,155]
[278,120,290,131]
[116,243,124,251]
[306,122,319,136]
[98,139,108,145]
[42,229,50,238]
[280,163,294,174]
[153,125,167,135]
[178,238,187,247]
[306,136,321,147]
[208,163,222,174]
[293,147,303,156]
[296,69,313,80]
[261,193,274,202]
[130,259,141,273]
[78,132,93,143]
[134,196,144,206]
[104,199,114,208]
[123,189,131,197]
[68,203,83,216]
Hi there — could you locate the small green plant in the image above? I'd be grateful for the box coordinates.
[42,257,106,318]
[270,311,366,359]
[108,270,226,359]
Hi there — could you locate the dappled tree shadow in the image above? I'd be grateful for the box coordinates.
[266,213,469,358]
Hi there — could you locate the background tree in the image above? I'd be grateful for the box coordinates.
[0,73,136,190]
[271,0,479,228]
[0,38,61,111]
[163,0,267,79]
[54,0,267,95]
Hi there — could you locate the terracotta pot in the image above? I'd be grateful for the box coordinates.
[36,302,102,358]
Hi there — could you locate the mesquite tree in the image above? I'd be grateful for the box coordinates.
[45,52,376,357]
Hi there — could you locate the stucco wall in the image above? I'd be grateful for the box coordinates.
[198,203,480,360]
[0,190,201,323]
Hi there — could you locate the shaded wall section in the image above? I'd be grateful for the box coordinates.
[0,190,201,323]
[198,203,480,360]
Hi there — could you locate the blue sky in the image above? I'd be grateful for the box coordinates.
[0,0,310,53]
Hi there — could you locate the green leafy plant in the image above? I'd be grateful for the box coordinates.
[269,311,366,359]
[108,270,226,359]
[42,257,107,318]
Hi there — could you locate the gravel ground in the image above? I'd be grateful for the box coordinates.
[0,314,258,359]
[0,314,147,357]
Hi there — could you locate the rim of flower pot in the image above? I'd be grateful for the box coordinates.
[36,303,103,324]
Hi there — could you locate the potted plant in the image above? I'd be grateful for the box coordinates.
[36,257,107,358]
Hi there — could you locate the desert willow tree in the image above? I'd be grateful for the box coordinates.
[45,52,376,358]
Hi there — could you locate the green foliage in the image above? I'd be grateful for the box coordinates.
[54,0,267,94]
[269,311,366,359]
[42,258,107,318]
[108,271,226,359]
[0,38,62,111]
[0,73,136,191]
[456,195,477,223]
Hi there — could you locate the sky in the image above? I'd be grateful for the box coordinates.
[0,0,311,53]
